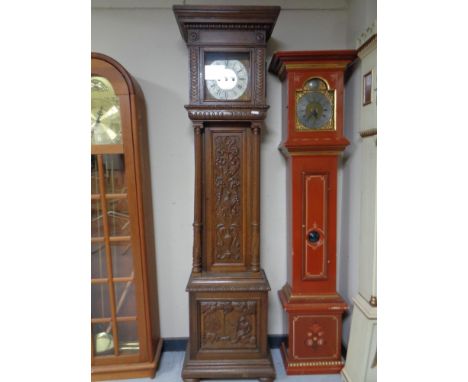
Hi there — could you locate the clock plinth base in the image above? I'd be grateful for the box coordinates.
[280,342,344,375]
[91,338,162,381]
[182,270,275,381]
[182,343,276,382]
[278,284,347,375]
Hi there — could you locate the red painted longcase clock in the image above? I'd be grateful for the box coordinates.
[268,51,356,375]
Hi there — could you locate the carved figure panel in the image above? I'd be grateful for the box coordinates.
[200,301,257,350]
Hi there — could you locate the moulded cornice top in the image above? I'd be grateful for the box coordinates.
[268,50,357,80]
[173,5,280,42]
[92,52,137,95]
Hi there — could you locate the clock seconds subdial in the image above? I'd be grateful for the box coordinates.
[296,92,333,130]
[205,59,249,101]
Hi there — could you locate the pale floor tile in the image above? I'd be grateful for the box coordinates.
[111,349,342,382]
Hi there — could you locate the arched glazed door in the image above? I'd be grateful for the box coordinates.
[91,52,161,381]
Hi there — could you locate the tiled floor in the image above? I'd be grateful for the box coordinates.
[113,349,342,382]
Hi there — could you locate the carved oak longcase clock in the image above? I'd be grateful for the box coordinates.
[173,6,280,382]
[91,53,162,381]
[269,51,355,375]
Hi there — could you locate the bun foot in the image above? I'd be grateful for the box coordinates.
[259,378,274,382]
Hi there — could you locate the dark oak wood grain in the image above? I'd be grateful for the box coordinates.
[173,5,280,381]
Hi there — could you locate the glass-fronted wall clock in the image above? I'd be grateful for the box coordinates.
[91,52,161,381]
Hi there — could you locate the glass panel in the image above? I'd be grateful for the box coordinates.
[107,199,130,237]
[114,281,136,317]
[117,321,140,355]
[91,76,122,145]
[111,241,133,278]
[91,283,111,318]
[91,155,99,194]
[92,322,114,356]
[91,200,104,237]
[103,154,127,194]
[91,242,108,279]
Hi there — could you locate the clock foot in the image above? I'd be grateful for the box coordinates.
[259,378,274,382]
[183,379,199,382]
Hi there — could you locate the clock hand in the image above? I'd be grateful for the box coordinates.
[100,105,119,122]
[305,109,317,121]
[95,106,104,124]
[101,123,118,140]
[91,107,103,134]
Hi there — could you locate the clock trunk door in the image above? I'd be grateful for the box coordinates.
[203,124,253,272]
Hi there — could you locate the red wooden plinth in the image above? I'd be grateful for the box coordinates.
[279,284,347,375]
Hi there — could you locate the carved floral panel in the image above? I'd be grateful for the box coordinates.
[213,135,242,263]
[200,301,257,350]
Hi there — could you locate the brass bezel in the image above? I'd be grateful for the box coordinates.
[295,77,336,132]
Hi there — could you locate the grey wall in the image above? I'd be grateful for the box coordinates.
[91,0,374,341]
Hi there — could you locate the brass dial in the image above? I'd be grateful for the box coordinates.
[91,77,122,144]
[296,92,333,130]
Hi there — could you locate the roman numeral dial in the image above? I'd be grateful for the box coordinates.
[205,59,249,101]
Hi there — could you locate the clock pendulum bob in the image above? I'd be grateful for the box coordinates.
[269,50,356,375]
[173,6,281,382]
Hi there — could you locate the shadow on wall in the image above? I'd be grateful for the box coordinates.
[339,58,362,346]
